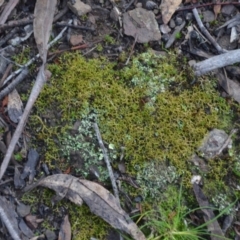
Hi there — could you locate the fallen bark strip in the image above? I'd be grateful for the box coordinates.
[193,49,240,76]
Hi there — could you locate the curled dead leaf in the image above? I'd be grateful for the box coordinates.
[25,174,146,240]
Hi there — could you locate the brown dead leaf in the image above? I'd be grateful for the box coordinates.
[160,0,182,25]
[192,183,224,240]
[33,0,57,62]
[58,215,71,240]
[213,0,221,20]
[8,89,23,123]
[217,70,240,103]
[26,174,146,240]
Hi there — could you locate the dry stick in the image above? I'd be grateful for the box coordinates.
[0,27,19,47]
[177,2,240,12]
[192,8,226,54]
[0,22,72,180]
[93,122,120,207]
[0,17,33,31]
[216,129,238,156]
[0,68,28,100]
[0,6,68,32]
[55,23,95,31]
[3,20,72,86]
[0,0,19,24]
[193,49,240,76]
[0,197,21,240]
[0,63,12,87]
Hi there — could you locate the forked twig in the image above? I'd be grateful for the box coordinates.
[192,8,226,54]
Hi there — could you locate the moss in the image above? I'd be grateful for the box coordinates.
[31,50,231,189]
[24,50,235,238]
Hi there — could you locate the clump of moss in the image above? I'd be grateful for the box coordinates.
[32,50,231,185]
[27,50,234,239]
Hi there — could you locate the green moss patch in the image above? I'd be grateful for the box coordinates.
[29,51,232,237]
[33,51,230,174]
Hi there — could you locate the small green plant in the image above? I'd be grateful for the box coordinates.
[14,152,23,161]
[104,34,115,44]
[96,43,103,52]
[136,184,234,240]
[175,32,182,40]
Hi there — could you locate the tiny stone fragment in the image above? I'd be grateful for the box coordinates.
[67,0,91,17]
[203,10,215,23]
[69,34,83,46]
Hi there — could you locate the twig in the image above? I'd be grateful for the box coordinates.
[165,20,186,49]
[193,49,240,76]
[0,27,19,47]
[55,23,95,31]
[93,122,120,207]
[125,34,138,65]
[0,0,19,25]
[177,2,240,12]
[0,17,33,31]
[0,21,72,180]
[216,129,238,156]
[0,68,29,100]
[3,20,72,86]
[0,197,21,240]
[53,6,69,22]
[0,63,12,87]
[192,8,226,54]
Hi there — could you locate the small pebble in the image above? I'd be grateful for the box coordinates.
[203,10,215,23]
[221,5,237,17]
[185,12,193,21]
[169,19,176,28]
[175,16,183,26]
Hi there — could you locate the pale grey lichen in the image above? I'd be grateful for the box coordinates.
[61,112,118,182]
[211,193,233,215]
[127,51,175,104]
[136,161,179,200]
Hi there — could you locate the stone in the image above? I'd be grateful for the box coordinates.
[67,0,91,17]
[69,34,83,46]
[203,10,215,23]
[123,8,161,43]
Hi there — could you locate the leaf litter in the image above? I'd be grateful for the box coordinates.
[1,0,240,239]
[24,174,146,240]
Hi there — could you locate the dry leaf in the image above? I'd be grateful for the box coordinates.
[160,0,182,25]
[27,174,146,240]
[192,183,224,240]
[0,0,19,24]
[217,71,240,103]
[213,0,221,20]
[58,215,71,240]
[8,89,23,123]
[33,0,57,62]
